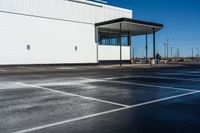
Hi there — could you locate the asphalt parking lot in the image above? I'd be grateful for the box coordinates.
[0,64,200,133]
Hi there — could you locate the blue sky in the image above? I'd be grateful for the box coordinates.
[105,0,200,57]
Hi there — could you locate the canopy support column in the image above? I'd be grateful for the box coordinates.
[153,28,156,60]
[128,31,132,63]
[145,33,148,64]
[120,23,122,66]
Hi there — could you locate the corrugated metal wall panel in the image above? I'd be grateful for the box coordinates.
[0,0,132,24]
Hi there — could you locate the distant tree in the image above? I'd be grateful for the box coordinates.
[155,53,161,64]
[156,53,161,60]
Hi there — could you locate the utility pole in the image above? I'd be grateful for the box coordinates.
[176,48,180,58]
[170,46,175,58]
[164,43,167,58]
[167,38,169,59]
[196,48,199,59]
[190,48,194,61]
[192,48,194,61]
[156,49,159,55]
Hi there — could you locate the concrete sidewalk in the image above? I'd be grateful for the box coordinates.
[0,64,190,74]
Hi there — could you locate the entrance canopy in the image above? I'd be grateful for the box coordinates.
[95,18,163,36]
[95,18,164,64]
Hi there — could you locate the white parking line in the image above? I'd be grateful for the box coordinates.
[16,82,129,108]
[99,78,199,92]
[0,82,28,90]
[187,71,200,74]
[158,72,200,77]
[133,75,200,82]
[13,91,200,133]
[56,67,76,70]
[0,69,6,72]
[17,67,46,71]
[105,74,200,82]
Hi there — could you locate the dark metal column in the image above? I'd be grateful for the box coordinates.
[128,32,132,63]
[120,23,122,66]
[153,28,156,60]
[95,27,99,63]
[145,33,148,63]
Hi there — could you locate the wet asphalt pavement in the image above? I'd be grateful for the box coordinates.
[0,64,200,133]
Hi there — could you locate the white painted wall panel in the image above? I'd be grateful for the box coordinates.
[0,12,97,65]
[0,0,132,24]
[98,45,130,61]
[0,0,132,65]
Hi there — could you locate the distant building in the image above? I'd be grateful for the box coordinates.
[0,0,163,65]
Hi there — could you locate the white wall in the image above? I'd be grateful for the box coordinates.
[0,12,97,65]
[0,0,132,24]
[98,45,130,61]
[0,0,132,65]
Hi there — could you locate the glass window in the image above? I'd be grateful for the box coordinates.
[121,33,129,46]
[110,32,119,45]
[98,29,130,46]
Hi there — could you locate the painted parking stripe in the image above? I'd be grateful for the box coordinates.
[17,67,46,71]
[187,71,200,74]
[0,69,6,72]
[133,75,200,82]
[13,91,200,133]
[99,78,199,92]
[158,72,200,77]
[16,82,129,108]
[56,67,76,70]
[122,75,200,82]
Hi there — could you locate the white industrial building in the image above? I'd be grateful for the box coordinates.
[0,0,163,65]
